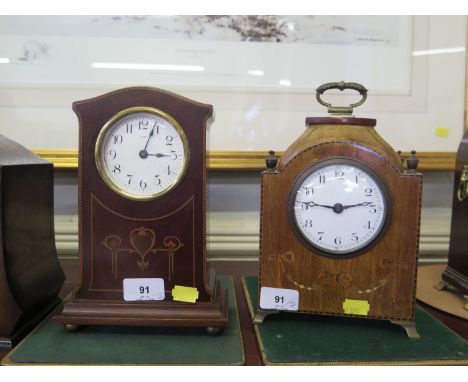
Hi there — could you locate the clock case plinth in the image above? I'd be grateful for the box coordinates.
[257,116,423,338]
[54,269,228,329]
[53,87,228,330]
[436,129,468,309]
[0,136,65,348]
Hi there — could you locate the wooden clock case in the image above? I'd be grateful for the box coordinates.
[0,135,65,348]
[257,86,423,338]
[436,129,468,308]
[53,87,228,330]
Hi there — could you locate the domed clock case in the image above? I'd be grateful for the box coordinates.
[256,82,423,339]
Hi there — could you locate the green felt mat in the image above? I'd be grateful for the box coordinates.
[2,276,244,365]
[243,276,468,365]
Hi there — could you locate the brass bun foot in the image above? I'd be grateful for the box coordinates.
[390,320,420,339]
[464,295,468,311]
[206,326,222,335]
[64,324,81,333]
[253,309,279,324]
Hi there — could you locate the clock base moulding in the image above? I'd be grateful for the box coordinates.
[435,268,468,311]
[0,297,62,349]
[53,278,228,332]
[252,309,420,339]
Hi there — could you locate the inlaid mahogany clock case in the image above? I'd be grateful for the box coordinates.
[257,85,423,336]
[53,87,228,328]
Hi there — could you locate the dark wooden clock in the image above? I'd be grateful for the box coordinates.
[256,82,423,339]
[53,87,228,332]
[0,135,65,348]
[435,129,468,309]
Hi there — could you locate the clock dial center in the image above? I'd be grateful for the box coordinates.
[332,203,344,213]
[139,149,149,159]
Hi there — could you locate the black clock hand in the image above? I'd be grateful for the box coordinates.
[298,201,334,209]
[147,153,171,158]
[299,200,373,214]
[342,201,373,209]
[139,127,155,159]
[143,127,155,151]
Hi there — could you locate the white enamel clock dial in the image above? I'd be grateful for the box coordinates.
[95,107,189,200]
[291,160,388,255]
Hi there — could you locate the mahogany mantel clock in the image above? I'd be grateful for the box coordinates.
[53,87,228,332]
[256,82,423,339]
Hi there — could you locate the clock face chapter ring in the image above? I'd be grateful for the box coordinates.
[95,106,190,201]
[288,157,391,258]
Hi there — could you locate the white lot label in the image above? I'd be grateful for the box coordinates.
[123,278,165,301]
[259,287,299,311]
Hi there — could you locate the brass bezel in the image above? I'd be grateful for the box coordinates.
[95,106,190,201]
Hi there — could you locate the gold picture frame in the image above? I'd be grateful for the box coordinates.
[33,149,456,171]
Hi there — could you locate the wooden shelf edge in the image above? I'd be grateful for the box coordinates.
[32,149,456,172]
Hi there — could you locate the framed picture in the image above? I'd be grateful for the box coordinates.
[0,15,466,169]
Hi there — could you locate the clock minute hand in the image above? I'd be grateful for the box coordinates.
[342,201,373,209]
[139,127,155,159]
[143,126,155,151]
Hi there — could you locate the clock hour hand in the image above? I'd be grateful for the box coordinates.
[147,153,171,158]
[139,127,155,159]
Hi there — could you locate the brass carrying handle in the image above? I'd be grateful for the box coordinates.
[457,165,468,202]
[316,81,368,115]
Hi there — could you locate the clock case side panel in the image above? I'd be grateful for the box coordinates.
[0,140,65,348]
[0,167,22,346]
[443,129,468,294]
[73,87,214,301]
[259,141,422,322]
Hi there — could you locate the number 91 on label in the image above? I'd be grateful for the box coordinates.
[123,278,165,301]
[259,287,299,311]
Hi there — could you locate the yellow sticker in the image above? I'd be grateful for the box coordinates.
[172,285,199,303]
[343,299,370,316]
[435,127,449,138]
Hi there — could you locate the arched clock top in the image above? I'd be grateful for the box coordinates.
[277,118,403,172]
[72,86,213,116]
